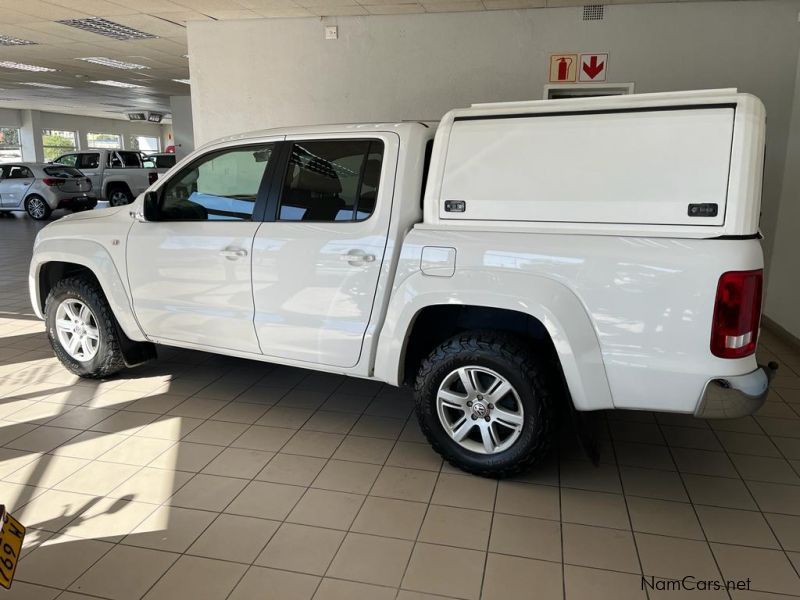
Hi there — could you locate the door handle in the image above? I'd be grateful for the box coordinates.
[340,249,375,265]
[220,247,248,260]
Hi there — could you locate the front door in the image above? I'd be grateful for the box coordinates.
[252,134,396,368]
[127,140,280,353]
[0,165,34,208]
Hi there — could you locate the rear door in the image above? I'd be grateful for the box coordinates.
[75,153,102,192]
[0,166,34,208]
[252,133,397,368]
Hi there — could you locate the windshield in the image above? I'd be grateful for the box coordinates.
[44,166,85,178]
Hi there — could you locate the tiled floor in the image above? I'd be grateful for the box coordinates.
[1,213,800,599]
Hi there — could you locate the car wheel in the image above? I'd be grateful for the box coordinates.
[414,330,555,478]
[25,195,52,220]
[107,187,133,207]
[45,276,126,379]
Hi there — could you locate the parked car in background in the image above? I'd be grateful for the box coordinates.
[29,90,774,477]
[142,152,177,170]
[0,163,95,220]
[53,150,167,207]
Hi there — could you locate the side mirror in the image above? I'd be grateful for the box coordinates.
[142,191,160,221]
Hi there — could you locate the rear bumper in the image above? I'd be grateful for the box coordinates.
[56,196,97,210]
[694,363,778,419]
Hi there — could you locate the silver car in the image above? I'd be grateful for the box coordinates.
[0,162,96,220]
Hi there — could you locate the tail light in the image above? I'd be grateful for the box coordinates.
[148,172,158,185]
[710,269,763,358]
[42,177,65,187]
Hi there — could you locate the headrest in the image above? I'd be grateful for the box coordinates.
[294,158,342,194]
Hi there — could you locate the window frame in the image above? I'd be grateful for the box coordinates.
[0,127,22,164]
[87,132,123,150]
[266,138,384,224]
[148,141,280,223]
[42,129,78,163]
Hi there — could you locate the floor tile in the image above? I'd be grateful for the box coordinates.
[313,578,396,600]
[16,533,113,588]
[619,466,688,502]
[747,480,800,515]
[149,441,222,472]
[331,435,395,464]
[226,480,305,520]
[482,553,563,600]
[627,496,704,540]
[55,460,140,495]
[142,555,247,600]
[256,452,326,485]
[561,488,630,529]
[730,453,800,484]
[311,459,381,494]
[683,473,758,510]
[228,566,319,600]
[418,504,492,550]
[386,441,443,471]
[231,424,295,452]
[69,544,178,600]
[301,410,359,434]
[282,430,344,458]
[109,466,192,504]
[201,447,274,479]
[183,420,249,446]
[695,505,780,548]
[711,543,800,596]
[430,473,496,512]
[328,532,413,587]
[189,513,280,563]
[126,505,217,552]
[170,473,248,512]
[350,415,405,439]
[563,523,639,573]
[402,542,484,600]
[99,435,175,466]
[255,522,343,575]
[764,512,800,551]
[489,512,561,561]
[636,533,720,579]
[351,496,427,540]
[565,564,646,600]
[495,481,558,520]
[286,488,364,529]
[371,466,438,502]
[560,459,622,493]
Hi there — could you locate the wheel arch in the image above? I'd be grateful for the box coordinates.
[372,271,614,411]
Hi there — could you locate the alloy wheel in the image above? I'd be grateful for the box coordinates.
[55,299,100,362]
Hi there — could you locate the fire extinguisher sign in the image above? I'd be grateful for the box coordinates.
[549,54,578,83]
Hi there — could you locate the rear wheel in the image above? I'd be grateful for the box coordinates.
[45,277,126,378]
[107,186,133,207]
[25,195,51,220]
[414,331,555,478]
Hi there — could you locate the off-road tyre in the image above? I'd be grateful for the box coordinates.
[45,276,126,379]
[414,330,555,478]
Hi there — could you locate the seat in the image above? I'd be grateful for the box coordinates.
[282,157,345,221]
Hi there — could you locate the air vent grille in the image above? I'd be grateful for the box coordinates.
[583,5,604,20]
[57,17,157,41]
[0,35,36,46]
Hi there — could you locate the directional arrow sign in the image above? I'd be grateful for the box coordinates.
[579,53,608,82]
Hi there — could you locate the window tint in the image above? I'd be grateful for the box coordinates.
[77,154,100,169]
[158,144,274,221]
[56,154,77,167]
[44,166,83,178]
[278,140,383,222]
[108,151,142,168]
[5,166,32,179]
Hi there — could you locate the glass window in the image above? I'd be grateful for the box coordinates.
[56,154,77,167]
[3,165,33,179]
[42,129,77,162]
[143,154,176,169]
[157,144,274,222]
[107,151,142,168]
[278,140,383,222]
[0,127,22,164]
[76,154,100,169]
[44,166,84,178]
[127,135,160,152]
[87,132,122,149]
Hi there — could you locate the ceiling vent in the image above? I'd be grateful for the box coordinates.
[583,5,604,20]
[57,17,157,41]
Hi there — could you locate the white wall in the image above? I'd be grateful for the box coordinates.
[766,48,800,338]
[188,1,800,335]
[169,95,195,160]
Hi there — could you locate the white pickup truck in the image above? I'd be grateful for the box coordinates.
[29,89,775,477]
[53,149,165,207]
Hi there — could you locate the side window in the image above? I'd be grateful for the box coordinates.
[278,140,383,222]
[8,166,32,179]
[157,144,274,221]
[77,154,100,169]
[57,154,77,167]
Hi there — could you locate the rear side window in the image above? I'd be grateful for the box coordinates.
[44,166,83,177]
[109,151,142,168]
[56,154,77,167]
[278,140,383,222]
[77,154,100,169]
[158,144,274,221]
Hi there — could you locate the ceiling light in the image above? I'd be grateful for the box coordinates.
[91,80,144,89]
[19,82,72,89]
[0,35,36,46]
[57,17,157,41]
[172,79,190,85]
[78,57,150,70]
[0,61,56,72]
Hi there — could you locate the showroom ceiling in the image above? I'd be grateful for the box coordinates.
[0,0,736,121]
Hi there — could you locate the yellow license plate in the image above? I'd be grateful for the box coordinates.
[0,505,25,589]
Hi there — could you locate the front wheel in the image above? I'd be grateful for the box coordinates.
[45,277,126,378]
[107,186,133,207]
[25,195,51,220]
[414,331,555,478]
